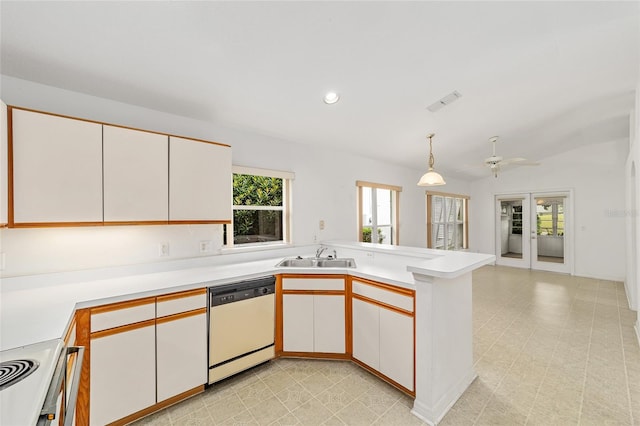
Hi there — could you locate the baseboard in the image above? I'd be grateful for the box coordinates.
[573,273,626,282]
[411,369,477,426]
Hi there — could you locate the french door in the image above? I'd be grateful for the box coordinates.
[495,192,572,274]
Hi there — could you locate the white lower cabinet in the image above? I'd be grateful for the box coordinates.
[156,311,207,402]
[281,276,346,354]
[90,289,207,424]
[379,307,414,390]
[313,295,345,353]
[352,298,380,369]
[282,294,314,352]
[91,323,156,426]
[351,278,415,392]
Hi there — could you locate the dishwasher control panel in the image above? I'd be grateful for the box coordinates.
[208,276,275,307]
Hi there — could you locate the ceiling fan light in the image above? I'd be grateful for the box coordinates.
[418,169,446,186]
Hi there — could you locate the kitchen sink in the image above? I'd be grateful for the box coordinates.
[276,257,357,268]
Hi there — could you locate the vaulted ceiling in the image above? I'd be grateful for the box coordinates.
[1,1,638,179]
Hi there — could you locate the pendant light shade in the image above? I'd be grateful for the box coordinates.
[417,133,446,186]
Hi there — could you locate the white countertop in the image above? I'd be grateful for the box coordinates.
[0,241,494,352]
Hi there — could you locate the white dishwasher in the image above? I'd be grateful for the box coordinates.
[208,276,276,384]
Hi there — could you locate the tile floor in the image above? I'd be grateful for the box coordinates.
[133,266,640,425]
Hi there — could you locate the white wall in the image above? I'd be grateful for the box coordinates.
[0,75,471,276]
[625,98,638,311]
[626,76,640,344]
[469,138,628,282]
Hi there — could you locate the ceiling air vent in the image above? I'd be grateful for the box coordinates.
[426,91,462,112]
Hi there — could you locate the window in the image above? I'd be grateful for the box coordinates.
[427,192,469,250]
[356,181,401,245]
[511,205,523,235]
[225,166,293,247]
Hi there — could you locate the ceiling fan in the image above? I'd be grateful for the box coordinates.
[484,136,539,177]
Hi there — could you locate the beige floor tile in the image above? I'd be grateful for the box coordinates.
[248,395,289,425]
[316,384,357,414]
[217,408,258,426]
[207,394,248,423]
[166,394,206,422]
[335,400,379,426]
[262,370,295,394]
[299,371,336,396]
[172,406,214,426]
[375,401,428,425]
[274,382,314,411]
[269,412,302,426]
[321,415,347,425]
[291,398,334,426]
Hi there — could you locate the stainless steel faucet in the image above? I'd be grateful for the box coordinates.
[315,247,327,258]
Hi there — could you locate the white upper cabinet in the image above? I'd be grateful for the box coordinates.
[103,125,168,222]
[169,136,232,222]
[11,109,103,224]
[0,101,7,226]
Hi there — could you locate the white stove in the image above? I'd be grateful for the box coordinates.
[0,339,64,426]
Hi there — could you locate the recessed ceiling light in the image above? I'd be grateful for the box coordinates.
[323,92,340,104]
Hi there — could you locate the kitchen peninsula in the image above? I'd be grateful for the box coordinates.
[0,241,494,425]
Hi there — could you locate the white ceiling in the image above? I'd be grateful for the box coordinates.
[1,1,638,180]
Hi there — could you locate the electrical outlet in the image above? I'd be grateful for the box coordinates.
[159,242,169,257]
[319,220,325,230]
[199,240,212,253]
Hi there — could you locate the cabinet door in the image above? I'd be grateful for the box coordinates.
[0,102,7,225]
[157,311,207,402]
[314,295,345,353]
[169,136,232,222]
[379,308,414,391]
[103,125,168,222]
[352,298,379,370]
[11,109,103,224]
[90,324,156,425]
[282,294,314,352]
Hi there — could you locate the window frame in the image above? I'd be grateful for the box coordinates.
[426,191,470,250]
[356,180,402,245]
[225,166,294,249]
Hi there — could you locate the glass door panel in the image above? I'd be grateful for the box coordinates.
[532,195,570,273]
[495,195,531,268]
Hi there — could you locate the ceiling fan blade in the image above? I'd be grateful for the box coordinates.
[501,157,540,166]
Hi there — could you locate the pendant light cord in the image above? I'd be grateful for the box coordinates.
[428,135,435,170]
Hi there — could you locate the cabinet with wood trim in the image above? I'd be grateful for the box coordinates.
[5,106,232,227]
[1,101,7,226]
[88,289,207,425]
[103,125,169,223]
[280,275,347,356]
[156,289,207,402]
[169,136,232,222]
[89,298,156,426]
[10,108,103,225]
[351,277,415,393]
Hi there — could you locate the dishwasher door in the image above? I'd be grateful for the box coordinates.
[209,293,275,366]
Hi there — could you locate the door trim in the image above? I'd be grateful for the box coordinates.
[494,189,574,275]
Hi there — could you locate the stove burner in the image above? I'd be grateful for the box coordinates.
[0,359,40,391]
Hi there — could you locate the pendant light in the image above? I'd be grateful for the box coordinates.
[417,133,446,186]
